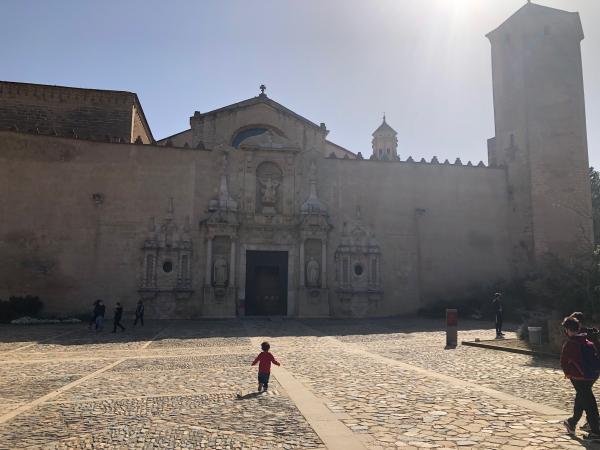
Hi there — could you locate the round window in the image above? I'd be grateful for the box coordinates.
[162,261,173,273]
[354,264,364,276]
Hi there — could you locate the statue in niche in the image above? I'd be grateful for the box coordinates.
[213,257,228,287]
[306,257,320,287]
[308,161,317,180]
[259,177,279,205]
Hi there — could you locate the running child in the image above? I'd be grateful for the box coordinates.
[251,341,280,392]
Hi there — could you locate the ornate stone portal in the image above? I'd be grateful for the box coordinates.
[334,206,382,318]
[139,198,194,318]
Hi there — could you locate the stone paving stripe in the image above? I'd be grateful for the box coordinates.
[0,330,167,424]
[328,335,569,417]
[244,329,367,450]
[3,329,79,354]
[0,357,126,424]
[273,366,368,450]
[141,327,167,349]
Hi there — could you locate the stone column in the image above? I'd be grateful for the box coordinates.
[321,240,327,288]
[229,240,236,287]
[299,239,305,287]
[205,236,213,286]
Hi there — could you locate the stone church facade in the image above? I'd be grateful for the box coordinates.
[0,3,593,318]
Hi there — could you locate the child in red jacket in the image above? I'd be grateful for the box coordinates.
[561,316,600,440]
[252,341,280,392]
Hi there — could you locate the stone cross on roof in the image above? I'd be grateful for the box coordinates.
[259,84,266,96]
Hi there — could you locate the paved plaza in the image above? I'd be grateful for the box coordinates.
[0,318,598,449]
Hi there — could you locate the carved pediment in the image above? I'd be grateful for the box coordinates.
[239,130,299,152]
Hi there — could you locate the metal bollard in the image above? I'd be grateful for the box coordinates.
[445,308,458,349]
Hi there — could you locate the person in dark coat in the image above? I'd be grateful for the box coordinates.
[94,300,105,332]
[112,302,125,333]
[561,316,600,440]
[492,292,504,338]
[133,300,145,327]
[89,299,100,330]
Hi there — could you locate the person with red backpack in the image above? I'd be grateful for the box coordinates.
[561,316,600,440]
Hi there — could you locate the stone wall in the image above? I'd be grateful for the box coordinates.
[131,104,153,144]
[0,81,152,144]
[0,131,209,317]
[319,158,511,316]
[0,130,511,318]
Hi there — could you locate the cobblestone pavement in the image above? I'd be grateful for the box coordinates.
[0,319,598,449]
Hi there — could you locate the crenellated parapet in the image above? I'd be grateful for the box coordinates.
[326,151,497,169]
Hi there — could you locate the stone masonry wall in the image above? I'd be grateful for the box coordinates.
[488,5,592,266]
[0,82,138,144]
[0,130,511,318]
[0,131,212,317]
[319,158,512,315]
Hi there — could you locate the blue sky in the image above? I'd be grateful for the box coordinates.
[2,0,599,167]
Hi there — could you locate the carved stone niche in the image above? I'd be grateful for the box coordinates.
[202,232,237,318]
[200,155,239,318]
[211,237,230,288]
[334,212,382,318]
[138,200,194,318]
[256,161,283,216]
[304,239,322,288]
[297,160,331,317]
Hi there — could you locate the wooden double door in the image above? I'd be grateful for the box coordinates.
[244,250,288,316]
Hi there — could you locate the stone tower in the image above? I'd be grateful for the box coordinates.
[371,115,398,161]
[487,2,592,271]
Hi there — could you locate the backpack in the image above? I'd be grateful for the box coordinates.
[580,339,600,379]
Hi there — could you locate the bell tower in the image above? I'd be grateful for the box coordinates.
[487,2,592,269]
[371,115,398,161]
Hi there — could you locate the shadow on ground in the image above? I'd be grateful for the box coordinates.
[0,316,510,349]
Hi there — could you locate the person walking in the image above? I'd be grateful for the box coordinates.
[88,299,100,330]
[251,341,280,392]
[561,316,600,440]
[133,300,145,327]
[112,302,125,333]
[492,292,504,338]
[570,312,600,348]
[94,300,105,332]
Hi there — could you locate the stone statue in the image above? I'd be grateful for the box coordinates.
[306,257,320,287]
[308,161,317,181]
[259,177,279,205]
[213,257,228,287]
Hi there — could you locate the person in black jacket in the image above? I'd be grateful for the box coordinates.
[112,302,125,333]
[492,292,504,338]
[89,299,100,330]
[133,300,145,327]
[94,300,105,332]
